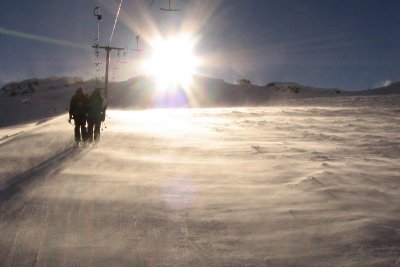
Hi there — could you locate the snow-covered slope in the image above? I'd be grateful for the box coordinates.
[357,81,400,95]
[0,77,86,127]
[0,76,83,97]
[0,95,399,266]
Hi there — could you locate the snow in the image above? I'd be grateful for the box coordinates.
[0,94,399,266]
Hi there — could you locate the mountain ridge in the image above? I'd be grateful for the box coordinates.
[2,75,399,99]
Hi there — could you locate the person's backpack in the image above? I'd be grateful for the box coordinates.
[71,94,87,116]
[75,100,86,115]
[88,93,105,119]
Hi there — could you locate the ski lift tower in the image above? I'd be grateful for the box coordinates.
[92,45,124,100]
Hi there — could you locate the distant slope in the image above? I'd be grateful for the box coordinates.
[106,76,400,108]
[352,81,400,95]
[0,77,84,127]
[0,77,83,97]
[1,75,400,127]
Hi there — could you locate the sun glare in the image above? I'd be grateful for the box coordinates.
[144,35,200,90]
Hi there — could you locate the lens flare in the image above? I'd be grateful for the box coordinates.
[143,34,200,91]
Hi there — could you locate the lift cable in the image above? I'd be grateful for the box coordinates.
[109,0,123,46]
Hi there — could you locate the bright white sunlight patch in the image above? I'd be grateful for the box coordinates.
[144,35,200,90]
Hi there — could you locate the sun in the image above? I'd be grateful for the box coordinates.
[143,35,200,90]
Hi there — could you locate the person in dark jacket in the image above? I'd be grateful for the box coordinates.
[69,87,88,144]
[87,88,106,144]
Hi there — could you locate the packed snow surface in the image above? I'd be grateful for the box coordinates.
[0,95,399,266]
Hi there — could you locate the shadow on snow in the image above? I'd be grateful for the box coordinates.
[0,145,89,203]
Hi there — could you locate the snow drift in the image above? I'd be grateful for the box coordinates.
[0,94,399,266]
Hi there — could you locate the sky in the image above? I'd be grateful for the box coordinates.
[0,0,400,90]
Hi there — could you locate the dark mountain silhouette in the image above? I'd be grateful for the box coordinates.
[103,75,400,108]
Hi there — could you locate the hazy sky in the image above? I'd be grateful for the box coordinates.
[1,0,399,90]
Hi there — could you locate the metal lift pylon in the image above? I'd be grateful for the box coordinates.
[92,45,124,100]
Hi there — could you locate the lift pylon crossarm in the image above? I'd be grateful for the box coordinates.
[160,0,180,11]
[160,8,180,11]
[92,45,125,51]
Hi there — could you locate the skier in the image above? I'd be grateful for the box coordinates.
[69,87,88,145]
[87,88,106,144]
